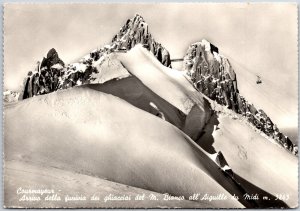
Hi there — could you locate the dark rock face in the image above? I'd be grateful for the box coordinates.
[183,39,297,155]
[20,14,172,100]
[40,48,65,69]
[20,50,68,100]
[184,40,238,111]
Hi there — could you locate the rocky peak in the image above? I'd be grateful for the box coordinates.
[183,39,297,155]
[111,14,171,67]
[41,48,65,70]
[184,39,242,112]
[19,14,172,101]
[47,48,58,58]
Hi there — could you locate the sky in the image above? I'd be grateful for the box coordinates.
[3,3,298,137]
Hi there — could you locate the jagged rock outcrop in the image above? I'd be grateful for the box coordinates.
[183,39,297,155]
[20,14,171,100]
[111,14,171,67]
[19,49,67,100]
[40,48,65,69]
[184,40,238,111]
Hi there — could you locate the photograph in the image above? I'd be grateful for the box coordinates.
[3,3,298,208]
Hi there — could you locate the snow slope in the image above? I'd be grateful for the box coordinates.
[196,105,298,208]
[4,42,297,209]
[90,54,131,84]
[87,76,186,130]
[117,45,209,115]
[116,45,211,139]
[5,160,209,208]
[5,87,251,208]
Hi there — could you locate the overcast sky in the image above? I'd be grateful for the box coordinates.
[4,3,298,135]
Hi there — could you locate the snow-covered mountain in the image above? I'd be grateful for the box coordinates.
[19,14,171,100]
[183,39,297,155]
[4,14,298,208]
[17,14,296,156]
[5,44,298,208]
